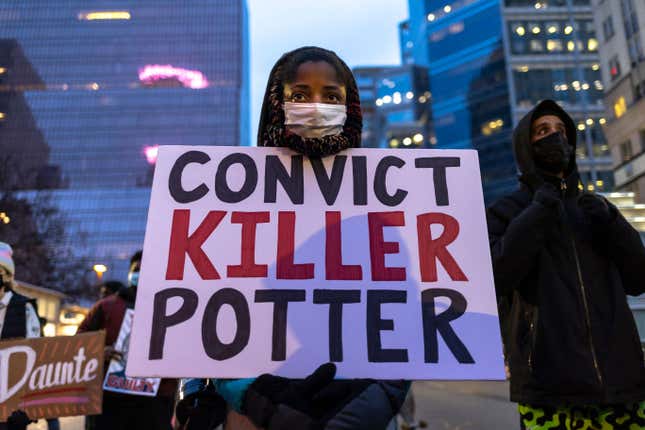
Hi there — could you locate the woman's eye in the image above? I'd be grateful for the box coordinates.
[291,93,307,102]
[327,94,341,102]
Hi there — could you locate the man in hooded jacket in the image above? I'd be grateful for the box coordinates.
[487,99,645,428]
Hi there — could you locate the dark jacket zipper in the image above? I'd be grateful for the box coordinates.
[561,179,603,386]
[527,309,538,373]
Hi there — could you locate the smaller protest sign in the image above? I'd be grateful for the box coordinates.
[0,331,105,421]
[103,309,160,396]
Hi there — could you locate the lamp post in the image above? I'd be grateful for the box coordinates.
[93,264,107,280]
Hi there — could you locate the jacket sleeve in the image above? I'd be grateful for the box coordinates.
[213,378,256,412]
[323,380,410,430]
[606,206,645,296]
[77,302,104,333]
[487,197,557,297]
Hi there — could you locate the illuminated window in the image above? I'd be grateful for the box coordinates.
[0,112,5,120]
[389,139,399,148]
[609,56,621,81]
[403,137,412,146]
[518,65,529,72]
[515,25,526,36]
[564,25,574,35]
[78,11,131,21]
[547,40,563,52]
[614,96,627,118]
[0,67,6,74]
[530,40,544,52]
[588,38,598,51]
[413,133,424,144]
[481,119,504,136]
[531,25,541,34]
[547,23,559,34]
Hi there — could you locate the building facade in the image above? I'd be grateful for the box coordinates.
[0,1,249,282]
[503,0,612,191]
[398,0,609,202]
[592,0,645,200]
[353,64,433,149]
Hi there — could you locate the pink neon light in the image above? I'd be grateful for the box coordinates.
[138,65,209,89]
[144,145,159,164]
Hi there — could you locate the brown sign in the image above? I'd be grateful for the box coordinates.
[0,331,105,421]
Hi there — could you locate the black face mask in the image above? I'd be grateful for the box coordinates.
[532,132,572,175]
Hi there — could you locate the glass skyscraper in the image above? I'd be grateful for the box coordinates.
[400,0,608,202]
[0,1,249,283]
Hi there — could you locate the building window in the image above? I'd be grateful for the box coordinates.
[602,16,615,41]
[620,140,633,162]
[530,40,544,52]
[614,96,627,118]
[640,129,645,153]
[609,56,621,81]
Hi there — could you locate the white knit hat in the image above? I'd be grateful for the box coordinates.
[0,242,15,276]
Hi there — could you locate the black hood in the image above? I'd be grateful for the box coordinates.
[513,99,577,178]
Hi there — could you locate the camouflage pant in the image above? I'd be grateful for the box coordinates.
[519,402,645,429]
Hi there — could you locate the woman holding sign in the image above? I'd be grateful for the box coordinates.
[175,46,410,430]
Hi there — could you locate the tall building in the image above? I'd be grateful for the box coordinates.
[503,0,611,191]
[591,0,645,200]
[0,1,249,282]
[353,64,433,149]
[399,0,609,202]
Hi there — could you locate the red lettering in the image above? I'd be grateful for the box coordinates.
[276,211,314,279]
[227,211,270,278]
[417,212,468,282]
[368,212,406,281]
[325,211,362,280]
[166,209,225,280]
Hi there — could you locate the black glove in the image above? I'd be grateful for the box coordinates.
[175,383,227,430]
[7,410,33,430]
[578,193,614,228]
[243,363,337,430]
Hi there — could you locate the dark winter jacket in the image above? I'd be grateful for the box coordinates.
[1,292,36,340]
[78,287,178,398]
[487,100,645,406]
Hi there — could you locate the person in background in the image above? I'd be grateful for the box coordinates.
[78,251,178,430]
[178,46,409,430]
[99,280,122,299]
[0,242,41,430]
[487,100,645,429]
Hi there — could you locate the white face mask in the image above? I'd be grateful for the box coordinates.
[283,102,347,139]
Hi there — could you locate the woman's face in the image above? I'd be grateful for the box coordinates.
[283,61,346,105]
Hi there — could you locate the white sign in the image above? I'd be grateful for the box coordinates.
[104,309,160,396]
[127,146,504,380]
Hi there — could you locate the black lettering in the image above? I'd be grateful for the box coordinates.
[255,290,306,361]
[374,156,408,206]
[149,288,199,359]
[313,289,361,362]
[352,156,368,206]
[366,290,408,362]
[169,151,211,204]
[414,157,460,206]
[264,155,304,204]
[310,156,347,205]
[202,288,251,360]
[421,288,474,363]
[215,153,258,203]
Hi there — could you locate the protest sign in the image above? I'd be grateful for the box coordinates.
[0,331,104,421]
[103,309,160,396]
[128,146,504,380]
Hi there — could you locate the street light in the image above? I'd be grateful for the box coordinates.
[93,264,107,280]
